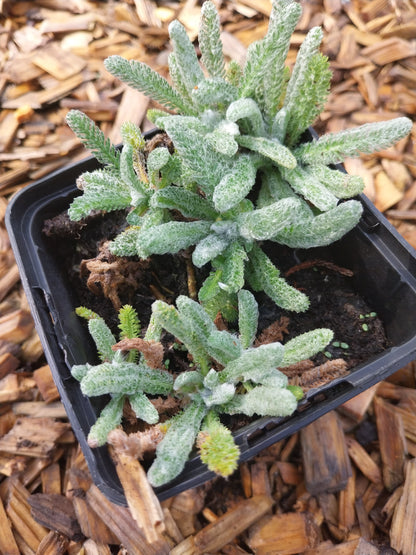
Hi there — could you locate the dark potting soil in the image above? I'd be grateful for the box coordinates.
[43,208,388,389]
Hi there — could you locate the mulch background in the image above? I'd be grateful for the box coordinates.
[1,1,416,553]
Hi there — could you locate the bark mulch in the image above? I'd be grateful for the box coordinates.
[1,1,416,553]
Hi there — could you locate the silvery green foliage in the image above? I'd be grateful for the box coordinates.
[66,111,180,226]
[71,306,173,447]
[93,0,411,314]
[74,293,333,486]
[146,291,333,486]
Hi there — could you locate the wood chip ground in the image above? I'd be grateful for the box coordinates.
[1,0,416,553]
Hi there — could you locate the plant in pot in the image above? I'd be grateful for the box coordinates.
[6,0,416,501]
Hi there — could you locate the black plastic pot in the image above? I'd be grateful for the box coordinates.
[6,149,416,505]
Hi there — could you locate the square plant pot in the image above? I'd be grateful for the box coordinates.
[6,147,416,505]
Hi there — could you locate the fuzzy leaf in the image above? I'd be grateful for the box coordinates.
[257,167,298,207]
[88,395,125,447]
[192,78,238,111]
[238,197,303,240]
[88,318,117,363]
[162,117,232,196]
[120,144,148,201]
[213,155,257,213]
[206,330,242,366]
[236,135,297,169]
[205,126,239,156]
[281,328,334,367]
[104,55,193,114]
[202,382,236,408]
[147,398,206,486]
[80,361,174,397]
[223,385,297,417]
[295,117,413,166]
[152,299,211,373]
[226,98,265,136]
[174,371,204,394]
[176,296,217,341]
[221,342,285,383]
[68,171,132,220]
[247,245,309,312]
[262,1,302,122]
[136,221,211,257]
[151,187,217,220]
[129,392,159,424]
[168,20,205,94]
[198,413,240,477]
[66,110,120,169]
[168,52,194,110]
[192,233,231,268]
[219,241,247,294]
[283,26,323,118]
[199,1,226,79]
[311,165,365,199]
[238,289,258,349]
[284,52,331,147]
[109,227,142,257]
[282,165,338,211]
[147,147,171,172]
[273,199,363,248]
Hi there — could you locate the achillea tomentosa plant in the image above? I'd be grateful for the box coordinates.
[65,0,412,486]
[72,292,333,486]
[67,0,412,317]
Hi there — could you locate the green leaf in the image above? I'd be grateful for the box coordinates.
[206,330,242,366]
[192,233,231,268]
[176,296,217,341]
[129,392,159,424]
[151,187,217,220]
[88,395,125,447]
[88,318,117,363]
[238,197,303,240]
[220,241,247,294]
[223,385,297,417]
[284,52,331,147]
[147,398,206,486]
[281,328,334,367]
[247,245,309,312]
[192,78,238,111]
[262,1,302,122]
[221,342,284,383]
[226,98,265,136]
[295,117,413,166]
[118,305,141,340]
[66,110,120,169]
[273,199,363,248]
[68,171,132,221]
[198,412,240,477]
[136,221,211,257]
[104,55,193,114]
[80,361,174,397]
[236,135,297,169]
[283,26,323,118]
[238,289,258,349]
[281,165,338,211]
[168,20,205,94]
[310,165,365,199]
[213,155,257,213]
[199,1,226,79]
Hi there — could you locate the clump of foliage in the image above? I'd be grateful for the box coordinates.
[67,0,412,317]
[72,291,332,486]
[65,0,413,488]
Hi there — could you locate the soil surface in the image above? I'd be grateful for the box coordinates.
[43,208,388,387]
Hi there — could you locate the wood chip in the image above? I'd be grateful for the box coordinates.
[301,411,352,495]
